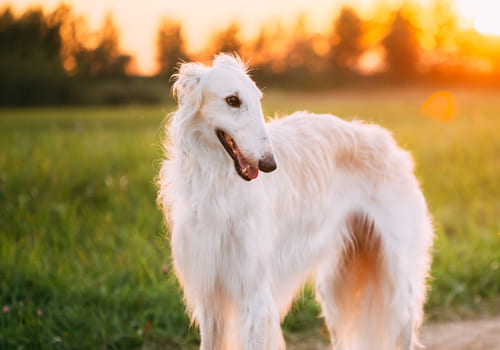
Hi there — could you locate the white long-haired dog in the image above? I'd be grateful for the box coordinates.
[157,54,433,350]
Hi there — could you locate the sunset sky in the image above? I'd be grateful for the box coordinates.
[3,0,500,75]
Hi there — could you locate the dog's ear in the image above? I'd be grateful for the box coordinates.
[172,62,208,110]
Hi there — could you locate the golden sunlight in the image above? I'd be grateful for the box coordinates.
[5,0,500,75]
[456,0,500,36]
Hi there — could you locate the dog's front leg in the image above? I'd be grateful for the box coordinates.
[198,305,225,350]
[237,289,281,350]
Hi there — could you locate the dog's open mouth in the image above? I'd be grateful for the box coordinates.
[216,129,259,181]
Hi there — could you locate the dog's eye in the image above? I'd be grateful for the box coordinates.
[225,95,241,108]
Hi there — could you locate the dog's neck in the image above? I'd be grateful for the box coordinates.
[172,127,234,177]
[168,109,243,188]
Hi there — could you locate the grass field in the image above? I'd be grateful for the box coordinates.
[1,88,499,349]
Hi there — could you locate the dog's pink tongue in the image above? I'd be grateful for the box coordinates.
[246,166,258,179]
[236,152,259,179]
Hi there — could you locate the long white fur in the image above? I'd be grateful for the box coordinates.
[157,54,434,350]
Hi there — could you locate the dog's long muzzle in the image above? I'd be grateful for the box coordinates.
[258,153,277,173]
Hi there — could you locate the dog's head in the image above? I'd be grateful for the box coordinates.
[172,54,276,181]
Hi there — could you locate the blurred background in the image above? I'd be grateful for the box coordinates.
[1,0,500,104]
[1,0,499,349]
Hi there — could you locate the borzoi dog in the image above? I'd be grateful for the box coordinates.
[157,54,433,350]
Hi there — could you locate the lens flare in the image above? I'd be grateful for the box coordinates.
[421,91,458,122]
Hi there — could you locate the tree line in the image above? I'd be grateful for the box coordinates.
[1,2,499,105]
[0,5,136,105]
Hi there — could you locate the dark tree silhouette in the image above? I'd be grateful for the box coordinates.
[382,10,420,77]
[287,14,319,69]
[0,6,64,60]
[74,13,131,77]
[211,22,241,55]
[250,21,288,72]
[0,5,70,105]
[329,7,364,71]
[156,18,188,77]
[92,14,131,76]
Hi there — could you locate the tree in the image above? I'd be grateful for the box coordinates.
[0,6,65,60]
[58,9,88,74]
[73,13,131,77]
[0,5,70,105]
[431,0,458,50]
[249,21,288,72]
[329,7,364,71]
[287,14,318,69]
[156,18,188,77]
[91,14,130,76]
[211,22,241,55]
[382,10,420,77]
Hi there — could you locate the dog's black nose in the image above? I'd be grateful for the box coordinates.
[258,154,277,173]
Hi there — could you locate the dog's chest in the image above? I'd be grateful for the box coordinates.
[171,176,273,293]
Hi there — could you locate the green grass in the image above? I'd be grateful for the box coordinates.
[1,88,499,348]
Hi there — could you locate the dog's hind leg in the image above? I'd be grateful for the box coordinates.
[383,215,433,350]
[316,213,402,350]
[315,261,346,350]
[398,316,414,350]
[277,330,286,350]
[387,243,428,350]
[384,257,419,350]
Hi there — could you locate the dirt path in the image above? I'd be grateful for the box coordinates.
[287,316,500,350]
[420,316,500,350]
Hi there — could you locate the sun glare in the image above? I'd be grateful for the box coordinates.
[456,0,500,36]
[421,91,458,122]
